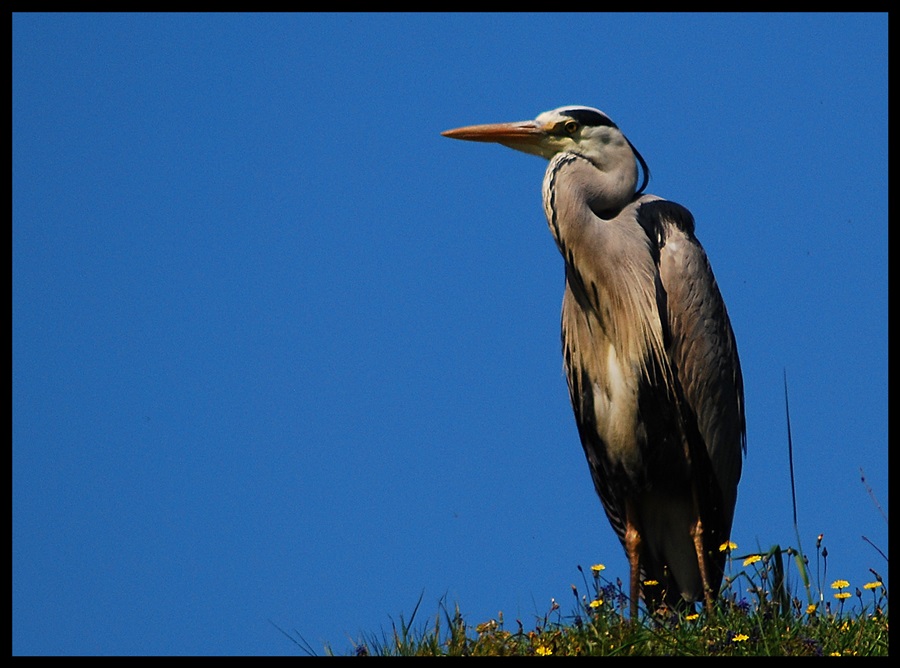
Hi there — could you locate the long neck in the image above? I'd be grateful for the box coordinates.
[542,152,638,253]
[541,149,672,412]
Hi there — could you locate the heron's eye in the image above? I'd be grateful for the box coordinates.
[564,120,579,135]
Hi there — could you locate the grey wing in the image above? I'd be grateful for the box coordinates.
[638,198,746,531]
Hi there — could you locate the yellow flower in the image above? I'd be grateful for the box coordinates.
[643,579,659,586]
[476,620,497,634]
[535,645,552,656]
[732,634,749,642]
[863,581,882,590]
[590,564,605,573]
[743,554,762,566]
[806,604,818,615]
[831,580,850,589]
[834,592,851,600]
[685,613,700,621]
[719,541,738,552]
[589,599,603,608]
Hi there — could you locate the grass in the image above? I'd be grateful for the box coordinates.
[290,532,887,656]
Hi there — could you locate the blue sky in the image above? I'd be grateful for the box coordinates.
[13,13,887,655]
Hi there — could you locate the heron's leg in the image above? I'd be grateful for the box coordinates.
[689,494,716,612]
[624,499,642,619]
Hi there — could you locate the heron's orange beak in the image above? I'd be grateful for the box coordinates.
[442,120,553,159]
[441,121,544,144]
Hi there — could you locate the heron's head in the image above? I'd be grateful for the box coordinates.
[442,105,649,195]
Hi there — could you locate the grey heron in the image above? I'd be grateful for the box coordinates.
[442,106,745,616]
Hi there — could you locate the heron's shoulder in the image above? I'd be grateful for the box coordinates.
[634,195,695,237]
